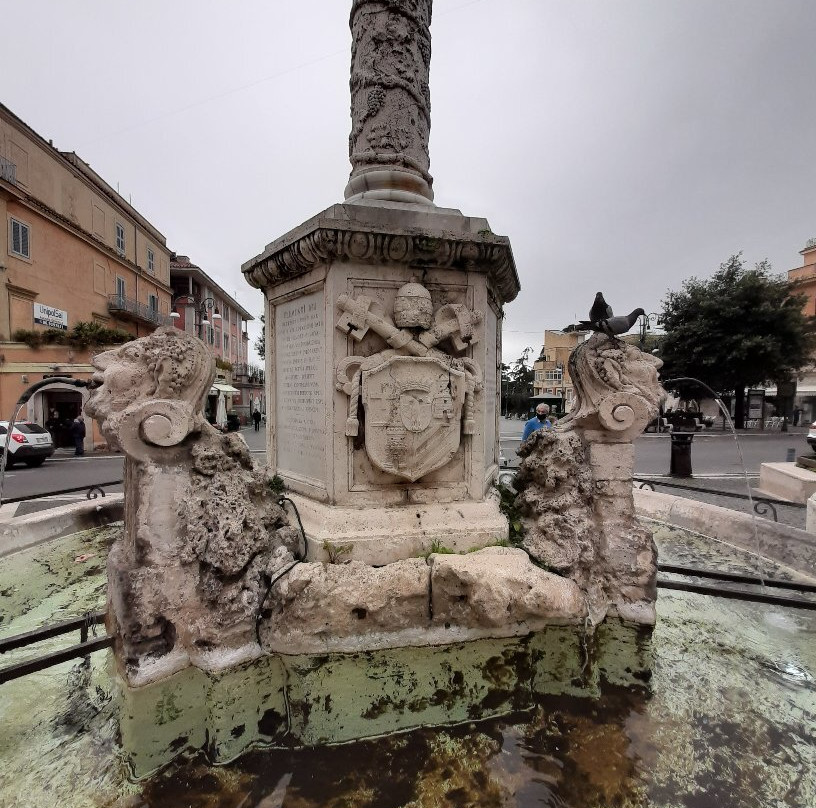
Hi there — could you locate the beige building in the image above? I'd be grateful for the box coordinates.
[170,256,260,423]
[784,238,816,422]
[0,103,173,449]
[532,329,588,415]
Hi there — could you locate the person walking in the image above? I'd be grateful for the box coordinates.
[521,403,552,441]
[252,409,262,432]
[70,415,86,456]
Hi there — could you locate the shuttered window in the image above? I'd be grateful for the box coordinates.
[10,218,30,258]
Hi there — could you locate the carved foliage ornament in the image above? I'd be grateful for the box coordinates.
[349,0,432,180]
[335,281,483,482]
[242,227,520,305]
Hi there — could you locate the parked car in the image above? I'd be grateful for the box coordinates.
[807,421,816,451]
[0,421,55,467]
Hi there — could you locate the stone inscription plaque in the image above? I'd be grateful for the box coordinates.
[483,307,498,467]
[275,290,325,481]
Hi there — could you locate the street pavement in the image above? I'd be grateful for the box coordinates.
[0,420,811,528]
[500,416,811,529]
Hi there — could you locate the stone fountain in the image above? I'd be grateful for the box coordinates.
[75,0,665,776]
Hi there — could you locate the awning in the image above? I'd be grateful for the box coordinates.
[210,383,240,395]
[765,386,816,396]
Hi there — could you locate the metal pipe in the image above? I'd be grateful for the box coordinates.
[0,610,106,653]
[0,635,114,685]
[658,564,816,593]
[657,578,816,610]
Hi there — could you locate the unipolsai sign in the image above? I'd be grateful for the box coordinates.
[33,303,68,330]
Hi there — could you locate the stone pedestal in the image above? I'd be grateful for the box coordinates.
[243,202,519,562]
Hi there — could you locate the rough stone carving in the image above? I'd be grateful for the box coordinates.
[430,547,586,629]
[515,333,665,626]
[335,281,483,481]
[85,327,296,684]
[346,0,434,203]
[258,548,587,654]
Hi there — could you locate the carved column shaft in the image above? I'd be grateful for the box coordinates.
[345,0,434,205]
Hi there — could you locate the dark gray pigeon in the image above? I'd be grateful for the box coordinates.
[589,292,613,325]
[599,308,645,337]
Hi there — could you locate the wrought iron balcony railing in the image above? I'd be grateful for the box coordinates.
[107,294,174,327]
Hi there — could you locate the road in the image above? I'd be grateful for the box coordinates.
[0,423,810,513]
[499,417,810,477]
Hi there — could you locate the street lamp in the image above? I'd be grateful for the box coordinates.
[639,312,661,349]
[170,295,221,340]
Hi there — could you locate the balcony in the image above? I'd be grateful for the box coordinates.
[0,156,16,185]
[233,363,265,384]
[107,294,174,327]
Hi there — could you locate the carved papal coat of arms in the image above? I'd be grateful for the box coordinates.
[335,282,483,483]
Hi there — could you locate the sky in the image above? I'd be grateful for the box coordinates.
[3,0,815,366]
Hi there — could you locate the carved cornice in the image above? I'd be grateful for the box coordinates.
[242,221,520,303]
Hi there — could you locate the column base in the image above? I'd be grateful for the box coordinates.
[290,492,508,565]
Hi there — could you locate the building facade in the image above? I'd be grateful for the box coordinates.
[0,103,173,449]
[169,256,261,423]
[532,330,588,415]
[785,238,816,423]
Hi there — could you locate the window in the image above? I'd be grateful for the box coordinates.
[116,276,126,301]
[148,294,158,314]
[223,334,229,353]
[544,369,563,382]
[147,247,154,273]
[10,217,30,258]
[115,222,125,255]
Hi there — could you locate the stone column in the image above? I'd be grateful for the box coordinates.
[345,0,434,205]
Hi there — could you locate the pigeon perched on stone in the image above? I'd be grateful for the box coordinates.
[598,308,645,337]
[572,303,645,338]
[589,292,613,325]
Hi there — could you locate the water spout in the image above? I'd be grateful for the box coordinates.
[661,377,766,586]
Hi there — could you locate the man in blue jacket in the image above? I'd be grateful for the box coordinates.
[522,403,552,441]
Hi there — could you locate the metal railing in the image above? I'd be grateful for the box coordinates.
[107,294,174,327]
[232,363,265,383]
[633,476,806,522]
[0,155,16,184]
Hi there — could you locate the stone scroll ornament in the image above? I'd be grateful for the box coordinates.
[85,327,299,684]
[513,332,665,627]
[345,0,434,204]
[335,281,483,482]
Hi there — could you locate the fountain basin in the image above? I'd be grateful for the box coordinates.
[1,515,815,806]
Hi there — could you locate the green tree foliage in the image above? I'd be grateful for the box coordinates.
[501,347,535,417]
[659,254,816,427]
[254,314,265,360]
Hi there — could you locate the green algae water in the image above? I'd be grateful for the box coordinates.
[1,523,815,808]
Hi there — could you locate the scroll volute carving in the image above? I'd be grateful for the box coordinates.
[564,333,665,441]
[85,327,215,463]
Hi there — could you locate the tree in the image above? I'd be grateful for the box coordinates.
[659,254,816,428]
[501,347,535,417]
[254,314,265,360]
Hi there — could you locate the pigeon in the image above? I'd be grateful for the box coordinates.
[598,308,645,337]
[589,292,613,325]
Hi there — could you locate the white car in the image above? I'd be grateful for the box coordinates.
[808,422,816,451]
[0,421,55,468]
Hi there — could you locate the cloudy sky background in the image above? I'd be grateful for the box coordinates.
[3,0,815,365]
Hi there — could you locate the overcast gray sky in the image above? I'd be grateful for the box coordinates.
[3,0,815,365]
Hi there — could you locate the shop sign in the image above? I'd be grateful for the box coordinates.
[33,303,68,330]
